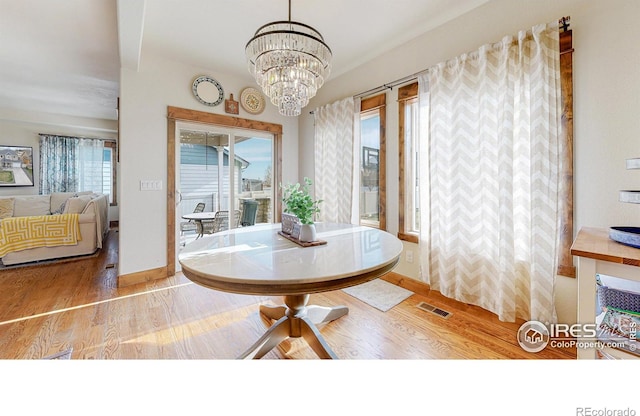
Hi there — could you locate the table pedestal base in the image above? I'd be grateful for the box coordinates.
[239,294,348,359]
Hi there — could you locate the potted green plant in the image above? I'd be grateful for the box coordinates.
[281,177,322,242]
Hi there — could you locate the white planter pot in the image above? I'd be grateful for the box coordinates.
[298,223,317,242]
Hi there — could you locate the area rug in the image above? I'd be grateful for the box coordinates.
[342,279,413,312]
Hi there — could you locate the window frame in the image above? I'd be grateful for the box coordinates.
[397,82,419,243]
[359,93,386,230]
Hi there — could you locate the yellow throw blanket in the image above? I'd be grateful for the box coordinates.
[0,214,81,257]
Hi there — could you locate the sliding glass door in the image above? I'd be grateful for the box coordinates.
[176,123,274,246]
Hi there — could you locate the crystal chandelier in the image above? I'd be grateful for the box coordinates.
[245,0,332,116]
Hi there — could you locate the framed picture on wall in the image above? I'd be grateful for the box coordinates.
[0,145,34,187]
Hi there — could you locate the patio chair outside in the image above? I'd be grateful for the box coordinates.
[180,202,206,235]
[240,199,258,226]
[197,209,241,236]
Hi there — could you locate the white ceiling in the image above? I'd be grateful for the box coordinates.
[0,0,490,122]
[0,0,120,121]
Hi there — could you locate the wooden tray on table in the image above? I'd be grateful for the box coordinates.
[277,231,327,247]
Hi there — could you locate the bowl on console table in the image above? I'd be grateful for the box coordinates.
[609,227,640,249]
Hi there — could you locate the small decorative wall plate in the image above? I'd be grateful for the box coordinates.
[192,75,224,106]
[225,93,239,114]
[240,87,266,114]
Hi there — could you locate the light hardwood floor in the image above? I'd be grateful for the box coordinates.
[0,229,576,360]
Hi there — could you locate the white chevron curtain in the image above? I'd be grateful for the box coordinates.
[314,97,357,223]
[419,23,561,323]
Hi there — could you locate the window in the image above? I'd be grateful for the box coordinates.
[39,135,117,205]
[178,127,274,236]
[103,142,117,205]
[359,93,386,229]
[398,83,419,243]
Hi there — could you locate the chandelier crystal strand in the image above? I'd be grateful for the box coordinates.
[246,4,331,116]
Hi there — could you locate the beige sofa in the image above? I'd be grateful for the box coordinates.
[0,192,109,266]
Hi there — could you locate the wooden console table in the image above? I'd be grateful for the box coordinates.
[570,227,640,359]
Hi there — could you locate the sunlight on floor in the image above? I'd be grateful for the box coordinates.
[0,282,193,326]
[121,303,257,346]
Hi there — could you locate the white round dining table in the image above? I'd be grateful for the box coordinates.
[179,222,403,359]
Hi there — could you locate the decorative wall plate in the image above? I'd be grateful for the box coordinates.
[240,87,266,114]
[192,75,224,106]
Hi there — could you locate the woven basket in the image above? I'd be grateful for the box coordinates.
[281,213,299,235]
[597,285,640,313]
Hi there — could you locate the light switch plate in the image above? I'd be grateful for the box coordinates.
[140,180,163,191]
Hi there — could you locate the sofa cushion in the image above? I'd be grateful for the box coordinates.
[50,192,76,214]
[63,195,92,214]
[51,201,67,215]
[13,195,51,216]
[0,197,14,218]
[50,191,95,213]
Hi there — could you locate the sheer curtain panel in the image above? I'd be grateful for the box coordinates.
[77,139,104,193]
[418,23,562,323]
[313,97,357,224]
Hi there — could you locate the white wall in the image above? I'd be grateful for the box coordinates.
[0,108,119,219]
[118,52,299,276]
[300,0,640,324]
